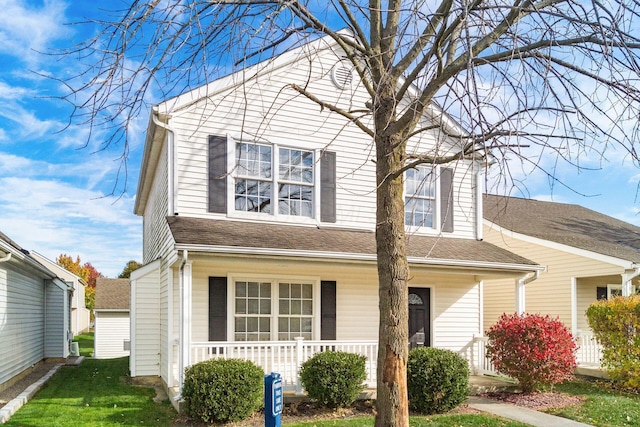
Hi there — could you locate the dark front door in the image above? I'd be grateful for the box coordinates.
[408,287,431,349]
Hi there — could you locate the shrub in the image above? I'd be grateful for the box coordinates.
[299,351,367,408]
[586,295,640,388]
[182,358,263,423]
[407,347,470,414]
[486,313,577,392]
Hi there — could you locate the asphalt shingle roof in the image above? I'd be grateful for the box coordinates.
[95,278,130,310]
[167,216,537,267]
[483,194,640,264]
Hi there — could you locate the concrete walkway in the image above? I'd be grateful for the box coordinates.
[467,396,594,427]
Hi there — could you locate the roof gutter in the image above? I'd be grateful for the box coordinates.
[174,244,544,273]
[0,252,10,263]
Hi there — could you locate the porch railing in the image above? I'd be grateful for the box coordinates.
[575,332,602,366]
[471,336,497,375]
[191,338,378,393]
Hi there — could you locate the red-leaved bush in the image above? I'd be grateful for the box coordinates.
[486,313,577,392]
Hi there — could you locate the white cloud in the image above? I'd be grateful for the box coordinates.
[0,176,141,277]
[0,0,70,65]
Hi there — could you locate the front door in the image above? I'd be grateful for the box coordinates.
[408,287,431,349]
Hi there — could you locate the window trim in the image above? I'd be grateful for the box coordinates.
[404,164,441,233]
[227,273,321,341]
[226,136,321,224]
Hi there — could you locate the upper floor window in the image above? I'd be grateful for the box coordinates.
[234,142,314,218]
[405,166,437,228]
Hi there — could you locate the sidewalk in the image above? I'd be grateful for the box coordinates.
[467,396,594,427]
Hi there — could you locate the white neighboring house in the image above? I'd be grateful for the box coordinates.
[0,231,72,392]
[94,278,131,359]
[30,251,91,336]
[129,33,542,402]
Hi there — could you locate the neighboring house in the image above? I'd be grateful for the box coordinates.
[94,278,131,359]
[129,33,542,400]
[483,194,640,364]
[0,231,72,392]
[30,251,91,336]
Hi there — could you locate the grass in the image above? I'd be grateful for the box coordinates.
[285,415,528,426]
[73,332,96,357]
[546,378,640,427]
[4,333,177,427]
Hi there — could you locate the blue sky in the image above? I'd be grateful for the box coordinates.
[1,1,639,277]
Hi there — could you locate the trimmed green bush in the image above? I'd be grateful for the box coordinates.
[586,295,640,388]
[182,358,263,423]
[407,347,469,414]
[300,350,367,408]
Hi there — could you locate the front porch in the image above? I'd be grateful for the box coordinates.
[172,332,603,395]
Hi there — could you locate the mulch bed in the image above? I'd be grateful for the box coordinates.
[482,391,586,410]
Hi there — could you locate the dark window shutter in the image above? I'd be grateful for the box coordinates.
[209,277,227,341]
[208,135,227,213]
[320,280,337,340]
[596,286,607,300]
[320,151,336,223]
[440,167,454,233]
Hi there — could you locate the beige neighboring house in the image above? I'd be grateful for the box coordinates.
[482,194,640,365]
[94,278,131,359]
[30,252,91,336]
[129,32,542,404]
[0,231,72,392]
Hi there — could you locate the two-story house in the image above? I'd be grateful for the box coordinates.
[129,34,541,402]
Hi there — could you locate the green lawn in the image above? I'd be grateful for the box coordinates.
[285,415,528,426]
[74,332,95,357]
[547,379,640,427]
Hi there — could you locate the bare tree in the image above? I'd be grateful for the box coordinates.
[61,1,640,425]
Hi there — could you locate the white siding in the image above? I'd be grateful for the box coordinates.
[187,257,481,358]
[131,262,161,376]
[164,44,476,239]
[143,141,174,263]
[95,311,131,359]
[0,262,45,388]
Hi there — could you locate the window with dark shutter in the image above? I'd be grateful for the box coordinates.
[209,277,227,341]
[440,167,454,233]
[208,135,227,213]
[320,151,337,223]
[321,280,337,340]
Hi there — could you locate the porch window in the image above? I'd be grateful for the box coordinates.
[234,142,314,217]
[233,279,315,341]
[405,166,436,228]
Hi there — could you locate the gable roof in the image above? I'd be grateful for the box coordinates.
[167,216,539,272]
[483,194,640,264]
[95,278,130,310]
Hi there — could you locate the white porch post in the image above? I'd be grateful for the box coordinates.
[571,277,578,337]
[621,268,640,297]
[515,278,525,315]
[178,251,193,393]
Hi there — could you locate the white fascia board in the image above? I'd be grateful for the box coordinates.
[175,243,543,273]
[483,219,635,269]
[156,31,353,116]
[94,309,131,313]
[0,241,59,279]
[134,113,165,215]
[130,258,162,281]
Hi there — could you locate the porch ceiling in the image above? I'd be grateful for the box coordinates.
[167,217,539,271]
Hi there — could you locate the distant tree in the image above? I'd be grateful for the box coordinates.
[56,254,103,312]
[118,260,142,279]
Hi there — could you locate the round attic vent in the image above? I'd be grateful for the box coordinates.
[331,62,353,89]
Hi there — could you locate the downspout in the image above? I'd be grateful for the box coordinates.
[475,169,483,241]
[0,252,11,263]
[516,270,540,315]
[152,112,177,216]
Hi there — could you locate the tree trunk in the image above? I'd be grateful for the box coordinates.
[374,132,410,427]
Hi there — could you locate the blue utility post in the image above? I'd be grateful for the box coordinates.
[264,372,282,427]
